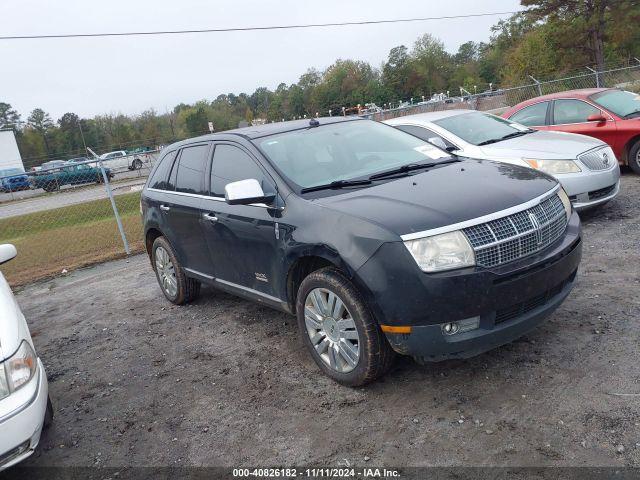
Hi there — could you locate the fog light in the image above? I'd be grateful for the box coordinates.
[442,323,459,335]
[441,317,480,336]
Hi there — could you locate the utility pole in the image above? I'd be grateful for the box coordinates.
[79,120,87,153]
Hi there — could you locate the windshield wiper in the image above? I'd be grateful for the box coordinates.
[300,179,372,193]
[369,158,460,180]
[477,130,533,146]
[623,110,640,119]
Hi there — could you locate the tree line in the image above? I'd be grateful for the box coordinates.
[1,0,638,168]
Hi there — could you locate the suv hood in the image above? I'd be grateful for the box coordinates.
[479,130,604,160]
[316,159,558,238]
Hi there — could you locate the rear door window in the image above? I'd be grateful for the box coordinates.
[552,99,600,125]
[394,125,456,150]
[210,144,270,197]
[173,144,209,194]
[509,101,549,126]
[148,150,177,190]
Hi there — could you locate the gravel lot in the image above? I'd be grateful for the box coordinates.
[11,173,640,469]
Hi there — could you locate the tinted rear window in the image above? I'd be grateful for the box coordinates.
[148,150,176,190]
[174,145,209,194]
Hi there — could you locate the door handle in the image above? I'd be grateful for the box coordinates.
[203,213,218,222]
[159,204,170,211]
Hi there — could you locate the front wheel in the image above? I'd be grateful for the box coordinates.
[296,267,394,386]
[629,140,640,174]
[151,236,201,305]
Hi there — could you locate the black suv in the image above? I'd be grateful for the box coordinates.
[141,117,582,386]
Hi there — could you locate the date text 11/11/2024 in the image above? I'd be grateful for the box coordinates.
[232,467,401,478]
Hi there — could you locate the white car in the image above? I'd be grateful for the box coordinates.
[385,110,621,210]
[0,244,52,471]
[99,150,144,170]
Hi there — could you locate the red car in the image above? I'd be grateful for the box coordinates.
[503,88,640,173]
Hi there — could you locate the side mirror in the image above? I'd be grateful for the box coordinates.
[427,137,449,151]
[587,113,607,123]
[0,244,17,265]
[224,179,276,206]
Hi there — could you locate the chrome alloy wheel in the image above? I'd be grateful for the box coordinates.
[304,288,360,373]
[155,246,177,297]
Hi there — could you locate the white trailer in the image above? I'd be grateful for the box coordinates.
[0,130,24,173]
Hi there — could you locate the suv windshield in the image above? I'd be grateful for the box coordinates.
[434,112,533,146]
[255,120,450,190]
[591,89,640,118]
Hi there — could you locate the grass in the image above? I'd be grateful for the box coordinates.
[0,192,146,286]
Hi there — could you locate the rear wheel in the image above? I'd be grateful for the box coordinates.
[151,236,200,304]
[132,158,143,170]
[296,267,394,386]
[629,140,640,174]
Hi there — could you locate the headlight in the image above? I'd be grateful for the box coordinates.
[0,340,37,400]
[557,187,572,221]
[404,230,475,272]
[523,159,581,174]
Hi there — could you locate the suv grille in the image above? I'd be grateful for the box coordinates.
[578,147,615,171]
[463,193,567,268]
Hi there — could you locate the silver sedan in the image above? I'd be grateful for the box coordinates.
[384,109,620,210]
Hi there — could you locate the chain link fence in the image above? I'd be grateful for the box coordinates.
[369,63,640,121]
[0,150,159,285]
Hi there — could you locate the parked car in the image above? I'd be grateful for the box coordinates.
[385,110,620,210]
[0,168,30,193]
[99,150,144,170]
[503,88,640,173]
[141,117,582,386]
[37,160,66,174]
[0,244,53,471]
[30,162,113,192]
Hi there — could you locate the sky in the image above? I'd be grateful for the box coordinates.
[0,0,521,120]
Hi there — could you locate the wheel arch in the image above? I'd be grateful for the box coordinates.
[623,134,640,165]
[285,249,352,314]
[145,227,164,262]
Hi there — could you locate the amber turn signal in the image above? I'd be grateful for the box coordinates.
[380,325,412,334]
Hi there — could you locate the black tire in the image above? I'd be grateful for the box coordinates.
[151,236,201,305]
[43,395,54,429]
[296,267,394,386]
[628,140,640,174]
[133,158,143,170]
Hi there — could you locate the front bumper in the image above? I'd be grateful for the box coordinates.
[355,211,582,360]
[387,270,575,361]
[0,360,48,471]
[557,165,620,211]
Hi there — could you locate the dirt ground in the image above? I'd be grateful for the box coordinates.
[11,173,640,470]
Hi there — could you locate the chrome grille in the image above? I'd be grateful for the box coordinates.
[578,147,616,171]
[463,193,567,268]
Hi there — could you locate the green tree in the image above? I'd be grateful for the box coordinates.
[382,45,411,100]
[521,0,623,70]
[0,103,21,129]
[409,34,452,96]
[27,108,54,155]
[185,106,209,136]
